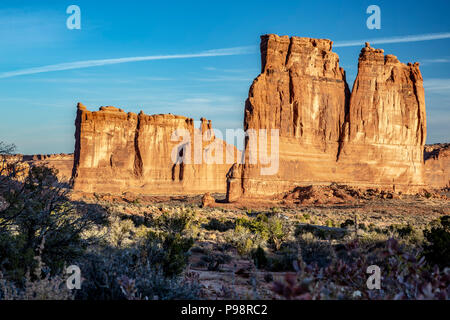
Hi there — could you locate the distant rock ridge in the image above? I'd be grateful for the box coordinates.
[72,103,240,194]
[424,144,450,189]
[227,34,430,201]
[0,154,74,181]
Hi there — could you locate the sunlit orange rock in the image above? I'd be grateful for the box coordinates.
[227,35,429,201]
[72,103,239,194]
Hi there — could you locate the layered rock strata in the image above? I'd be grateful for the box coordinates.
[72,104,239,194]
[424,144,450,189]
[227,34,429,201]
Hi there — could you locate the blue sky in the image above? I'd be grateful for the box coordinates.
[0,0,449,154]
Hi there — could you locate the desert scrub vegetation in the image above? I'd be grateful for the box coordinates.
[0,145,106,283]
[423,215,450,269]
[271,238,449,300]
[1,142,449,300]
[0,143,200,300]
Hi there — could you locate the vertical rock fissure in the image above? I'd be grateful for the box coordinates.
[133,114,143,178]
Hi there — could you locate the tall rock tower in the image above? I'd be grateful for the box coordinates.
[227,35,427,201]
[338,42,427,192]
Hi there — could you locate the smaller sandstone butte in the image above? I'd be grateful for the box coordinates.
[72,103,240,195]
[338,42,427,192]
[424,144,450,189]
[1,154,74,181]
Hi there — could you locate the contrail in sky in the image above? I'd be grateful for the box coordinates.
[1,32,449,79]
[334,32,450,47]
[0,46,255,79]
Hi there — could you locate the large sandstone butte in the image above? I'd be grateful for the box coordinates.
[72,104,240,194]
[227,34,430,201]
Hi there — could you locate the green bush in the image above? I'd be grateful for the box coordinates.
[251,246,268,269]
[0,165,105,283]
[200,252,232,271]
[142,231,194,277]
[203,218,234,232]
[235,214,288,250]
[76,247,200,300]
[423,216,450,268]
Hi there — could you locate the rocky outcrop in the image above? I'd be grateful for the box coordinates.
[1,154,74,181]
[424,144,450,189]
[72,103,239,194]
[228,34,350,201]
[338,42,427,192]
[24,154,74,181]
[227,34,429,200]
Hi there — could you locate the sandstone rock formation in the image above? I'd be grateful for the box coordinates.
[72,103,240,194]
[201,192,215,208]
[228,34,350,201]
[24,154,74,181]
[227,34,430,201]
[424,144,450,189]
[338,42,427,191]
[0,154,74,182]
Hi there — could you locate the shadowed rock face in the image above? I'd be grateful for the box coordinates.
[72,104,239,195]
[424,144,450,189]
[227,34,430,201]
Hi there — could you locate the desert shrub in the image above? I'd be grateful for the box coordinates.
[141,231,194,277]
[295,224,347,240]
[236,214,288,250]
[389,224,415,238]
[234,224,257,256]
[76,247,200,300]
[155,209,195,234]
[423,216,450,268]
[271,238,449,300]
[341,219,355,228]
[0,163,105,283]
[200,252,232,271]
[297,234,335,268]
[325,219,335,228]
[0,243,74,301]
[225,224,262,256]
[267,246,299,272]
[106,215,138,247]
[203,218,235,232]
[236,214,270,239]
[251,246,268,269]
[0,269,73,301]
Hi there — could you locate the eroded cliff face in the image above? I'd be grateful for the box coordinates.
[338,42,427,192]
[227,34,429,200]
[228,34,350,201]
[72,103,239,194]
